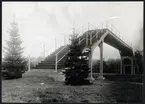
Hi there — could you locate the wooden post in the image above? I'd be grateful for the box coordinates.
[89,26,92,45]
[101,24,103,33]
[64,35,66,45]
[79,38,80,44]
[98,41,105,80]
[43,44,45,58]
[90,49,94,80]
[100,41,103,77]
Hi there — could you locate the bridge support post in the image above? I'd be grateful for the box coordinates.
[55,55,58,72]
[90,33,92,45]
[98,41,105,80]
[89,49,95,80]
[89,52,91,69]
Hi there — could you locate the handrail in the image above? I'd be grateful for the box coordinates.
[78,28,98,45]
[107,28,132,49]
[91,22,132,49]
[79,38,86,43]
[55,45,68,72]
[91,30,109,51]
[109,24,120,37]
[85,23,132,50]
[89,29,101,40]
[57,50,70,63]
[88,24,104,42]
[105,23,132,49]
[55,45,67,56]
[77,24,103,47]
[55,24,100,72]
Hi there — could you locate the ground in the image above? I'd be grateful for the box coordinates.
[2,69,143,103]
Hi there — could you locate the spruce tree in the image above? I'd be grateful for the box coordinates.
[63,33,90,85]
[2,20,27,79]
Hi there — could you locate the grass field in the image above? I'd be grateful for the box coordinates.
[2,69,143,103]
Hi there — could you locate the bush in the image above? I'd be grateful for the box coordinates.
[2,20,27,79]
[2,70,22,80]
[2,60,27,79]
[63,33,90,85]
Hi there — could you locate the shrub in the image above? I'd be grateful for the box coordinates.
[63,33,90,85]
[2,20,27,79]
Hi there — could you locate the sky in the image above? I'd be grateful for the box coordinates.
[2,2,143,60]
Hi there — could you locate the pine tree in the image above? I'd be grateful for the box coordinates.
[2,20,27,79]
[63,33,90,85]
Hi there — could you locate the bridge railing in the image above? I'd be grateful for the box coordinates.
[90,23,132,49]
[107,23,132,49]
[72,22,132,51]
[78,23,104,47]
[55,45,69,72]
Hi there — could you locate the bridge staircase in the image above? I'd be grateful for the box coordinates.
[34,45,69,70]
[34,23,133,71]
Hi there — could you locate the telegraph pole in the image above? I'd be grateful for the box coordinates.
[82,26,84,34]
[54,36,57,50]
[64,35,66,45]
[43,44,45,58]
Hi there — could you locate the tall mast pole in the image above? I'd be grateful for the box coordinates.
[55,36,57,50]
[43,44,45,58]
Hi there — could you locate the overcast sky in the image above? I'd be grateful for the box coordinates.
[2,2,143,60]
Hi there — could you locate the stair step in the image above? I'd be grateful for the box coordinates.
[35,66,65,68]
[40,60,66,63]
[35,45,69,69]
[44,57,67,61]
[35,67,63,69]
[37,64,65,66]
[38,61,66,64]
[35,65,64,67]
[41,61,55,63]
[36,64,64,66]
[36,63,65,65]
[36,65,65,68]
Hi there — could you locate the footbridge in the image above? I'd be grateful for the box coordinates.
[76,24,134,79]
[35,23,134,80]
